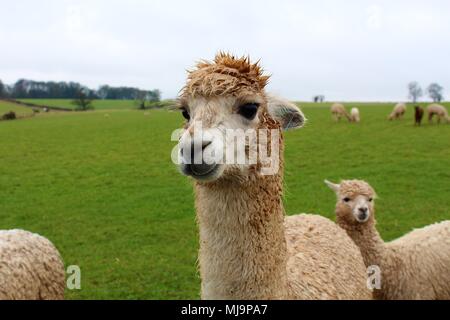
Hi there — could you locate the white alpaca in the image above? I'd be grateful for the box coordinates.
[350,107,360,123]
[177,53,371,300]
[0,229,65,300]
[427,104,449,124]
[330,103,351,122]
[388,103,407,120]
[326,179,450,300]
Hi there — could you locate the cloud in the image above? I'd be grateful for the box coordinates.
[0,0,449,101]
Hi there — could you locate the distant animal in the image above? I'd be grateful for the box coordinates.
[331,103,351,122]
[427,104,449,124]
[350,107,360,123]
[388,103,407,120]
[414,106,424,126]
[1,111,16,121]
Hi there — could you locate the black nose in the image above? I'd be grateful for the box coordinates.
[359,207,368,214]
[180,140,212,164]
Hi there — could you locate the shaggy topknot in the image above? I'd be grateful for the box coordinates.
[181,52,270,98]
[339,180,376,199]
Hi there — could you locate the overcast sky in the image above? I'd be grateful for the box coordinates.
[1,0,449,101]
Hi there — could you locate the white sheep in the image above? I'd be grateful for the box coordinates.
[427,104,449,124]
[325,179,450,300]
[388,103,407,120]
[330,103,351,122]
[350,107,360,123]
[0,229,65,300]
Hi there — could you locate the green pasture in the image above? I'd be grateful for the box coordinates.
[0,102,448,299]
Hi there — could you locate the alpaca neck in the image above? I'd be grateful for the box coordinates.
[194,172,288,299]
[338,217,386,267]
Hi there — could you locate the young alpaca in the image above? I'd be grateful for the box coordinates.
[350,107,360,123]
[0,229,65,300]
[388,103,406,120]
[325,179,450,300]
[177,53,371,300]
[331,103,351,122]
[427,104,450,124]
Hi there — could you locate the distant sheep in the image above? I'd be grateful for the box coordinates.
[415,106,424,126]
[427,104,449,124]
[388,103,406,120]
[350,107,360,123]
[331,103,351,122]
[0,229,65,300]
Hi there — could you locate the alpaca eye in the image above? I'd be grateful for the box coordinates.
[238,103,259,120]
[368,198,373,202]
[343,197,351,203]
[181,108,190,120]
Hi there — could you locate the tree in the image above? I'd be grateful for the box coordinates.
[134,90,148,109]
[408,82,423,103]
[427,83,444,102]
[72,89,94,111]
[313,95,325,103]
[0,80,4,97]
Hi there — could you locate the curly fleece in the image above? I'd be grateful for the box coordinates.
[0,229,65,300]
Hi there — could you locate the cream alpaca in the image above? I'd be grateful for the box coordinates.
[177,53,371,300]
[325,179,450,300]
[0,229,65,300]
[330,103,351,122]
[388,103,407,120]
[350,107,360,123]
[427,104,450,124]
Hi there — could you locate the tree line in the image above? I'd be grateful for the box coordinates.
[0,78,160,101]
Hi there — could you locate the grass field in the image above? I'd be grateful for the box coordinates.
[0,100,34,118]
[17,99,174,110]
[0,101,449,299]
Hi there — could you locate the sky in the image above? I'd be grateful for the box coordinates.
[1,0,450,101]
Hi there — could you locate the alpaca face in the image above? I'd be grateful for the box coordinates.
[325,180,376,224]
[177,94,305,182]
[176,53,305,182]
[341,194,374,223]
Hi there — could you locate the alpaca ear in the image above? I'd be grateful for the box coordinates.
[324,180,340,193]
[267,95,306,130]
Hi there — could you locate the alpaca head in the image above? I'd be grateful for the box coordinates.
[176,53,306,183]
[325,179,377,224]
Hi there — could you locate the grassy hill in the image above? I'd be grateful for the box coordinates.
[0,100,34,118]
[17,99,175,111]
[0,103,449,299]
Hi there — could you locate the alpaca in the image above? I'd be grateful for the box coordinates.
[325,179,450,300]
[176,53,371,300]
[350,107,360,123]
[427,104,450,124]
[0,229,65,300]
[330,103,351,122]
[388,103,406,120]
[415,106,424,126]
